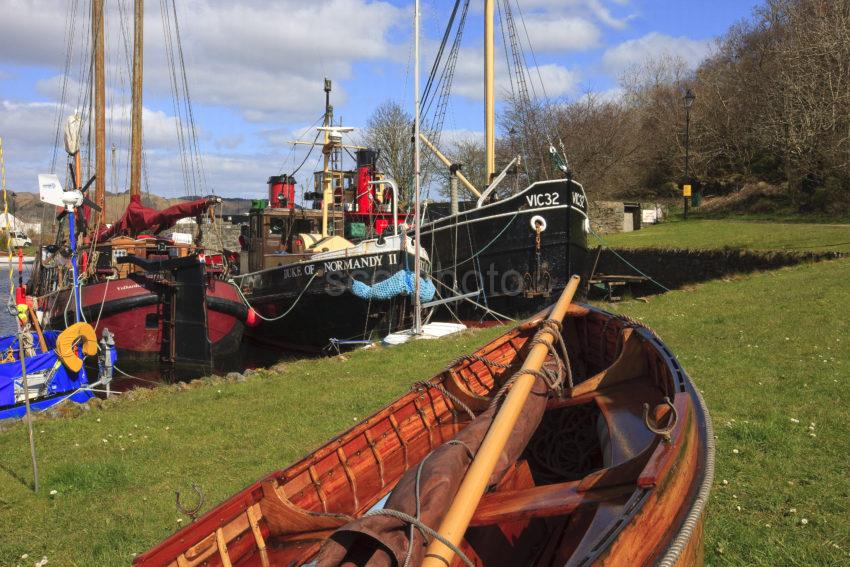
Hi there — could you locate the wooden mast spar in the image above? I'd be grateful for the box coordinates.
[413,0,422,334]
[484,0,496,181]
[93,0,105,223]
[421,274,582,567]
[130,0,143,200]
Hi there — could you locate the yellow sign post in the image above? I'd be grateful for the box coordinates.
[683,184,692,197]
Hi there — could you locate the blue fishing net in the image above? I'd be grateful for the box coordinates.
[351,270,436,302]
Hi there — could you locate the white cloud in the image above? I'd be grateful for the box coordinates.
[602,32,714,76]
[451,47,578,101]
[506,0,633,30]
[519,16,601,52]
[0,0,404,123]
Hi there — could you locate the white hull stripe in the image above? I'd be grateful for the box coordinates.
[421,204,588,236]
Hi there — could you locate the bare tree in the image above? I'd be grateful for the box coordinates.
[361,101,414,203]
[431,136,488,199]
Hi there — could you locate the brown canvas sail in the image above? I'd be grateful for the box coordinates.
[316,359,560,567]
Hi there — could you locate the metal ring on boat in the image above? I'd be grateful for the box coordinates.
[530,215,547,232]
[642,396,678,443]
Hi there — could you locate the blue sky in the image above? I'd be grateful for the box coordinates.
[0,0,762,201]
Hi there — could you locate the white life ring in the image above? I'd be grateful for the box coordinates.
[530,215,547,232]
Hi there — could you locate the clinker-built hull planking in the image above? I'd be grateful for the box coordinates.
[133,303,711,567]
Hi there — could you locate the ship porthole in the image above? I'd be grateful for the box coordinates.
[530,215,547,232]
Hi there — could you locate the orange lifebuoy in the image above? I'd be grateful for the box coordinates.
[56,322,99,373]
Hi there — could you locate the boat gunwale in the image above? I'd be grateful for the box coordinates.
[132,303,712,567]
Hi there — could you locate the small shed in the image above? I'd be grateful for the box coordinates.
[623,202,642,232]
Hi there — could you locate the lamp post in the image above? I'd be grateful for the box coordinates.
[683,88,695,220]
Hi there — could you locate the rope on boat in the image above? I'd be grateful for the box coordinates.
[487,318,568,410]
[612,312,716,566]
[366,439,477,567]
[537,319,573,389]
[444,353,511,371]
[488,367,559,411]
[412,381,475,421]
[232,272,318,322]
[657,384,715,567]
[364,509,474,567]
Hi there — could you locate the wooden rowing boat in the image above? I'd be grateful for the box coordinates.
[133,296,713,567]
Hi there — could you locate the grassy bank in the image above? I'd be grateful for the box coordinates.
[2,260,849,565]
[599,217,850,252]
[609,259,849,565]
[0,327,508,566]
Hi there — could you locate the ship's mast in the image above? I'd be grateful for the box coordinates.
[320,78,333,238]
[484,0,496,181]
[413,0,422,334]
[130,0,144,200]
[93,0,105,223]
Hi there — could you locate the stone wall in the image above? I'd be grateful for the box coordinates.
[200,221,243,251]
[173,220,243,251]
[592,247,846,296]
[589,201,624,235]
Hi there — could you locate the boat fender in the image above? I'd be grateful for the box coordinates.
[530,215,547,232]
[56,322,99,373]
[246,307,260,328]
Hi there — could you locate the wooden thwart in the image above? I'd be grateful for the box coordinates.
[470,480,635,526]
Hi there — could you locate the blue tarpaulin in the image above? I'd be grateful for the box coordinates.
[0,331,95,420]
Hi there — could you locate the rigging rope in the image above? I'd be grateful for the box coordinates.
[170,0,208,195]
[289,127,324,178]
[1,137,16,317]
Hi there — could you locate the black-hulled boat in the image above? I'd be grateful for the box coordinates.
[237,84,434,351]
[421,177,589,319]
[234,233,431,351]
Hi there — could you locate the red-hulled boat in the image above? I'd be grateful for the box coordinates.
[30,196,250,369]
[26,0,251,371]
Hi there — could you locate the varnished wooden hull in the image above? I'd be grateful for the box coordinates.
[133,304,712,567]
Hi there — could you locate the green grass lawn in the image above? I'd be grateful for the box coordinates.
[599,217,850,252]
[607,259,850,566]
[0,328,508,566]
[2,260,849,565]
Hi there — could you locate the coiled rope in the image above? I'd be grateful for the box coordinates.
[487,318,570,410]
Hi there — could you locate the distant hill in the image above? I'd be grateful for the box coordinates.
[9,191,253,227]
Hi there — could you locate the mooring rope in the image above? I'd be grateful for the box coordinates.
[589,228,672,293]
[232,272,318,322]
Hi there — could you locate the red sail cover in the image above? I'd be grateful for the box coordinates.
[96,195,210,243]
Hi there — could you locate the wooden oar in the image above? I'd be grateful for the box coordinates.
[421,274,581,567]
[28,305,48,353]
